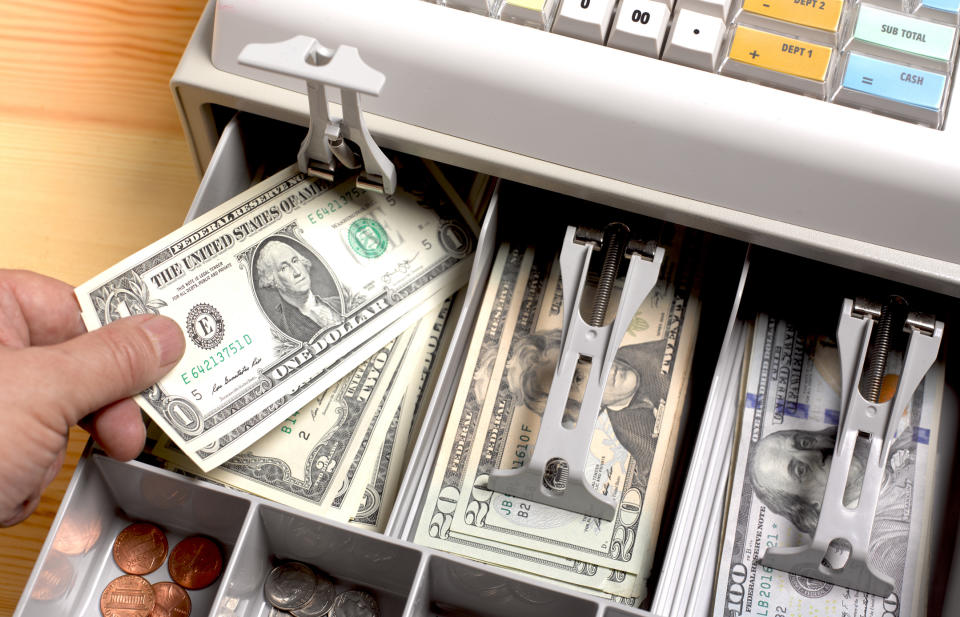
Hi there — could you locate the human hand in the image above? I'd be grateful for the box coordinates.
[0,270,185,526]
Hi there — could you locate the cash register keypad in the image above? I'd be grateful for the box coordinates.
[439,0,958,128]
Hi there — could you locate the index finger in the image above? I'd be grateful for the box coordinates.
[0,269,86,346]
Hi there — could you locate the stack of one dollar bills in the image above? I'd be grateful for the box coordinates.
[153,292,461,532]
[77,157,479,488]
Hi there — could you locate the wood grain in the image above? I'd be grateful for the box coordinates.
[0,1,206,613]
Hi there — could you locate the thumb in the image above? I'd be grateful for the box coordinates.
[35,314,185,426]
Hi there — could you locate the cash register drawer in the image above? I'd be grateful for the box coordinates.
[14,112,960,617]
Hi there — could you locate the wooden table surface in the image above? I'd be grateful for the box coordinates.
[0,1,207,613]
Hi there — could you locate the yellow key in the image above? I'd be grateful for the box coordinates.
[728,26,833,81]
[505,0,547,10]
[741,0,844,33]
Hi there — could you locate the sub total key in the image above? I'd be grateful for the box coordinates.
[847,5,957,70]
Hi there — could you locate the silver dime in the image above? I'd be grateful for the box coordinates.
[291,574,337,617]
[264,561,318,610]
[330,589,379,617]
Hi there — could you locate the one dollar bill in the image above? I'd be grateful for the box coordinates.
[155,319,419,517]
[76,162,475,471]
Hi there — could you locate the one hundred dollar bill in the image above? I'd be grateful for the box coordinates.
[714,313,945,617]
[76,162,475,470]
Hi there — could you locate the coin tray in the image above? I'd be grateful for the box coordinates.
[16,455,247,617]
[226,504,420,616]
[15,110,960,616]
[14,452,652,616]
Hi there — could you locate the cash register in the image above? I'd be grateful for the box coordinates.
[13,0,960,615]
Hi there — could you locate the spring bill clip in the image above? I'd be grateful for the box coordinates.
[238,36,397,194]
[486,223,664,521]
[761,297,944,597]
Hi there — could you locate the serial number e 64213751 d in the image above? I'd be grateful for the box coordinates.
[180,334,254,385]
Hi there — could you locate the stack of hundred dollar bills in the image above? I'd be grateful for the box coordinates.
[413,223,704,606]
[78,156,482,530]
[714,312,949,617]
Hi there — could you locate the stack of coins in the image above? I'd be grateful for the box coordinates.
[100,521,223,617]
[263,560,380,617]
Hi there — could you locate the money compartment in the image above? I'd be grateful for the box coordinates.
[672,247,960,617]
[393,178,750,613]
[410,554,602,617]
[16,454,248,617]
[225,504,423,616]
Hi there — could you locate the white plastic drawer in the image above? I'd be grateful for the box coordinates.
[16,111,959,617]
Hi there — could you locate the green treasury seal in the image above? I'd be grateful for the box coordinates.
[348,218,389,259]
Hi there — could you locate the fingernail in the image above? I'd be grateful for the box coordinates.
[140,315,185,367]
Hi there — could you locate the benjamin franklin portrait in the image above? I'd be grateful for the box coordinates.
[253,237,345,342]
[748,425,915,579]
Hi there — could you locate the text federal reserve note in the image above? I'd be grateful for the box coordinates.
[76,162,475,470]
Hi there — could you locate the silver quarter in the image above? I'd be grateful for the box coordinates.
[291,573,336,617]
[330,589,379,617]
[263,561,318,610]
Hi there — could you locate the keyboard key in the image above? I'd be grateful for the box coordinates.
[722,26,834,96]
[607,0,671,57]
[501,0,560,28]
[847,5,957,69]
[552,0,619,43]
[835,52,947,126]
[738,0,844,44]
[913,0,960,25]
[662,9,727,70]
[862,0,902,11]
[675,0,734,20]
[446,0,501,16]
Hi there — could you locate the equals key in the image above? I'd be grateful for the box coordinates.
[838,53,947,126]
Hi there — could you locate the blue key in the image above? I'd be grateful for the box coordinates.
[920,0,960,17]
[842,53,946,110]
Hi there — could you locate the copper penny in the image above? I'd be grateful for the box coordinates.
[113,522,169,575]
[30,551,74,601]
[168,536,223,590]
[100,574,155,617]
[148,582,192,617]
[53,514,102,555]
